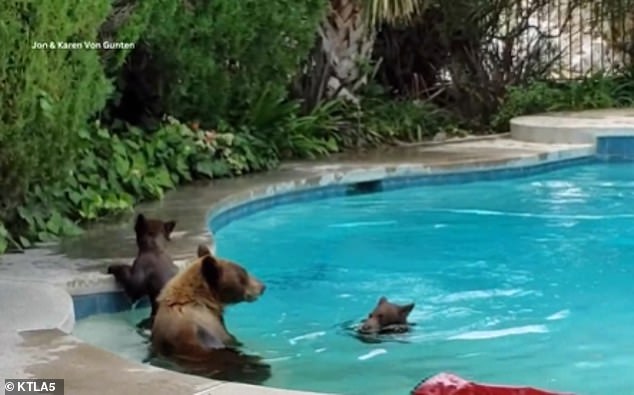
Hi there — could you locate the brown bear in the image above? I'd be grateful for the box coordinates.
[150,244,270,384]
[107,213,178,329]
[358,296,415,335]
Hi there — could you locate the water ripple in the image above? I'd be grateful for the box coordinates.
[448,325,549,340]
[424,208,634,220]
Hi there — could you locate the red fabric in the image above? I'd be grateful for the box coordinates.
[412,373,575,395]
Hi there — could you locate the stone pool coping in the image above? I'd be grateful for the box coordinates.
[511,108,634,145]
[2,110,634,395]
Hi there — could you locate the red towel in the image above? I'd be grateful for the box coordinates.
[412,373,575,395]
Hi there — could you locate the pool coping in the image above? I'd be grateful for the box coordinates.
[205,147,594,234]
[510,108,634,145]
[5,116,634,394]
[65,144,596,299]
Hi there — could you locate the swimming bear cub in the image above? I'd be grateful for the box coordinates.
[150,245,270,384]
[358,296,415,334]
[107,213,178,329]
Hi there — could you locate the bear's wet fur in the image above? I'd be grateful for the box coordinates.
[150,244,270,384]
[358,296,415,335]
[107,213,178,329]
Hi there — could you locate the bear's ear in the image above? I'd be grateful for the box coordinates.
[399,303,415,318]
[201,255,220,287]
[163,220,176,239]
[134,213,147,235]
[197,244,211,258]
[378,296,388,305]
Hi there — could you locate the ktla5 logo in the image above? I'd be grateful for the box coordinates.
[5,380,57,392]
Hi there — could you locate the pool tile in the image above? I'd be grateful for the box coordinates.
[73,294,98,320]
[97,292,132,314]
[209,155,597,233]
[73,292,151,320]
[596,136,634,160]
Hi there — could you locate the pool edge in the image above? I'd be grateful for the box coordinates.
[68,145,598,319]
[64,144,597,304]
[64,143,595,394]
[5,135,624,395]
[205,146,596,234]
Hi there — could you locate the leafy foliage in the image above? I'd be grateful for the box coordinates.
[492,70,634,131]
[371,0,634,130]
[0,0,113,224]
[141,0,327,128]
[355,96,460,143]
[98,0,164,75]
[4,118,279,251]
[240,86,342,159]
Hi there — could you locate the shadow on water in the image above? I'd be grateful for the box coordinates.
[130,315,415,385]
[135,321,271,385]
[145,349,272,385]
[335,319,416,344]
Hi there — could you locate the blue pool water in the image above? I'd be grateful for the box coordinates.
[73,162,634,395]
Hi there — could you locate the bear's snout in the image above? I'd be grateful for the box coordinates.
[245,277,266,302]
[358,317,381,334]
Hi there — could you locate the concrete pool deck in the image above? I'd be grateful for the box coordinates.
[511,108,634,144]
[0,108,633,395]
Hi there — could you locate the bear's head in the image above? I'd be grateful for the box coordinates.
[358,296,414,334]
[197,245,265,305]
[134,213,176,251]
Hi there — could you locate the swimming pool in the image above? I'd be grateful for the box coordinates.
[73,162,634,395]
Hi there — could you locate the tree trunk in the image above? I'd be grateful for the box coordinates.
[319,0,377,103]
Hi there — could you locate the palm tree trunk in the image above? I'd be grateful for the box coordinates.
[319,0,377,103]
[318,0,424,103]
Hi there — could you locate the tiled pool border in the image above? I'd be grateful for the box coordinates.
[56,133,634,394]
[73,291,149,320]
[71,147,611,319]
[73,133,634,321]
[207,135,634,234]
[207,154,596,233]
[596,135,634,160]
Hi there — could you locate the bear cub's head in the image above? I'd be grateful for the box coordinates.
[358,296,414,334]
[197,245,265,305]
[134,213,176,251]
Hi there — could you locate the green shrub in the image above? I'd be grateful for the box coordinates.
[1,118,280,251]
[98,1,164,75]
[492,71,634,132]
[0,93,356,252]
[142,0,326,128]
[0,0,113,223]
[239,86,342,159]
[0,0,326,252]
[350,97,460,145]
